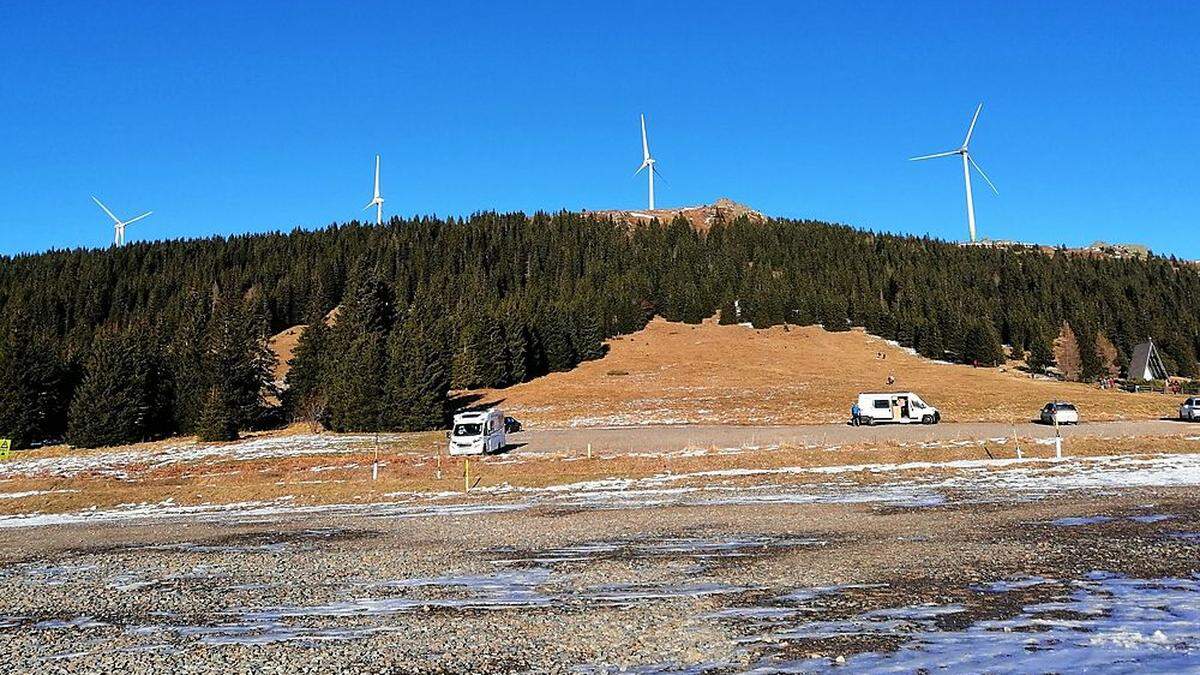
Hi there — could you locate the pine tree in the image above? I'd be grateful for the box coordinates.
[0,328,72,449]
[819,295,849,332]
[66,326,168,448]
[385,311,449,430]
[963,320,1004,366]
[282,318,330,425]
[539,307,576,372]
[503,317,528,385]
[479,318,508,387]
[916,322,945,361]
[203,293,275,431]
[1076,323,1105,382]
[196,385,239,441]
[573,307,605,361]
[450,320,485,389]
[1026,328,1056,375]
[326,332,387,431]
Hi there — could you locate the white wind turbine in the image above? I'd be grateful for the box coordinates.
[92,196,152,247]
[910,103,998,243]
[364,154,384,225]
[634,113,664,210]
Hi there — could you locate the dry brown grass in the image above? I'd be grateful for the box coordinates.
[471,317,1176,427]
[268,325,306,384]
[3,431,1197,517]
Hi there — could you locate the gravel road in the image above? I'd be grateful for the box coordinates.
[515,418,1196,454]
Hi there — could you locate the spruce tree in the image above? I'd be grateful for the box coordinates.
[503,317,528,385]
[963,320,1005,366]
[450,320,485,389]
[66,326,167,448]
[1026,329,1056,374]
[574,307,605,361]
[197,385,239,442]
[282,318,330,424]
[479,318,508,387]
[539,307,576,372]
[326,332,387,431]
[385,311,449,430]
[203,293,275,431]
[0,329,71,449]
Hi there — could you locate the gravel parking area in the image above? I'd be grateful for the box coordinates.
[3,480,1200,672]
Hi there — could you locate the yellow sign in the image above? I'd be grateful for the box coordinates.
[0,439,10,460]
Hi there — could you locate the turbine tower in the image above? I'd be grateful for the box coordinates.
[634,114,663,210]
[910,103,998,243]
[92,196,152,247]
[364,154,384,225]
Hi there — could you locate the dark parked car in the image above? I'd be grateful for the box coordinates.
[504,416,523,433]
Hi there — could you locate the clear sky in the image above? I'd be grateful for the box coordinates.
[1,1,1198,257]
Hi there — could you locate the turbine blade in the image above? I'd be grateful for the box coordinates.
[909,150,959,162]
[652,165,667,185]
[963,102,983,147]
[91,196,121,224]
[640,114,650,161]
[123,211,152,226]
[364,201,375,210]
[634,160,648,176]
[374,154,381,198]
[969,155,998,194]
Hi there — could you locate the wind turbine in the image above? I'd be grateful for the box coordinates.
[364,154,384,225]
[910,103,998,243]
[92,196,151,247]
[634,114,664,210]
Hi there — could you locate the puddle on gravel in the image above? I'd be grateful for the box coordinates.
[1129,514,1176,524]
[1052,515,1115,526]
[30,567,760,647]
[714,572,1200,673]
[490,535,825,567]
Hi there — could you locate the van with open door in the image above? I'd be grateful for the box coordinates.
[448,409,507,455]
[856,392,941,425]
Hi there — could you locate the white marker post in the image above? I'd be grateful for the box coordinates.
[372,434,380,481]
[1054,415,1063,459]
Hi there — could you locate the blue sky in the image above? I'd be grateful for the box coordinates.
[1,1,1198,257]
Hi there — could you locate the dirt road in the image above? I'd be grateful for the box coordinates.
[514,418,1197,454]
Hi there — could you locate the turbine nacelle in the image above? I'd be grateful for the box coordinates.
[365,154,384,225]
[635,114,659,209]
[909,102,997,243]
[92,196,151,247]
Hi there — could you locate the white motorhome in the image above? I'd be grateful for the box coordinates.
[448,409,506,455]
[855,392,940,425]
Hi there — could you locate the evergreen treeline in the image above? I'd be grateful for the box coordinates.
[2,211,1199,449]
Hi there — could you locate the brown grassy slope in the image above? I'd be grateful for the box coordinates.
[473,317,1176,427]
[268,325,306,385]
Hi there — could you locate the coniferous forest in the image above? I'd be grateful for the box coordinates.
[2,211,1199,449]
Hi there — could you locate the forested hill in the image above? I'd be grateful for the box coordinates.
[1,211,1199,449]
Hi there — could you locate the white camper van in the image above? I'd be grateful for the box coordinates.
[448,409,506,455]
[855,392,940,425]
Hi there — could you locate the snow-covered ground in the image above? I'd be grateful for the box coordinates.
[737,573,1200,672]
[6,451,1200,529]
[0,434,379,480]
